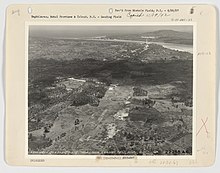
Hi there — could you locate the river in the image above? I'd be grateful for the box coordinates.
[149,41,193,54]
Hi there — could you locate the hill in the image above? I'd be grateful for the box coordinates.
[141,30,193,45]
[106,30,193,45]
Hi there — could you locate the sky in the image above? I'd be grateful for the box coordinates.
[29,25,193,38]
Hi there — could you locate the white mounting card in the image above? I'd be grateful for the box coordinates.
[5,4,217,166]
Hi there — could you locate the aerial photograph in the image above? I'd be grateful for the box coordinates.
[28,25,193,155]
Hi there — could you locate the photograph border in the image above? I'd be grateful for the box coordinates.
[25,22,197,160]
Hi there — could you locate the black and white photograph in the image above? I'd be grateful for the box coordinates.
[28,25,193,156]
